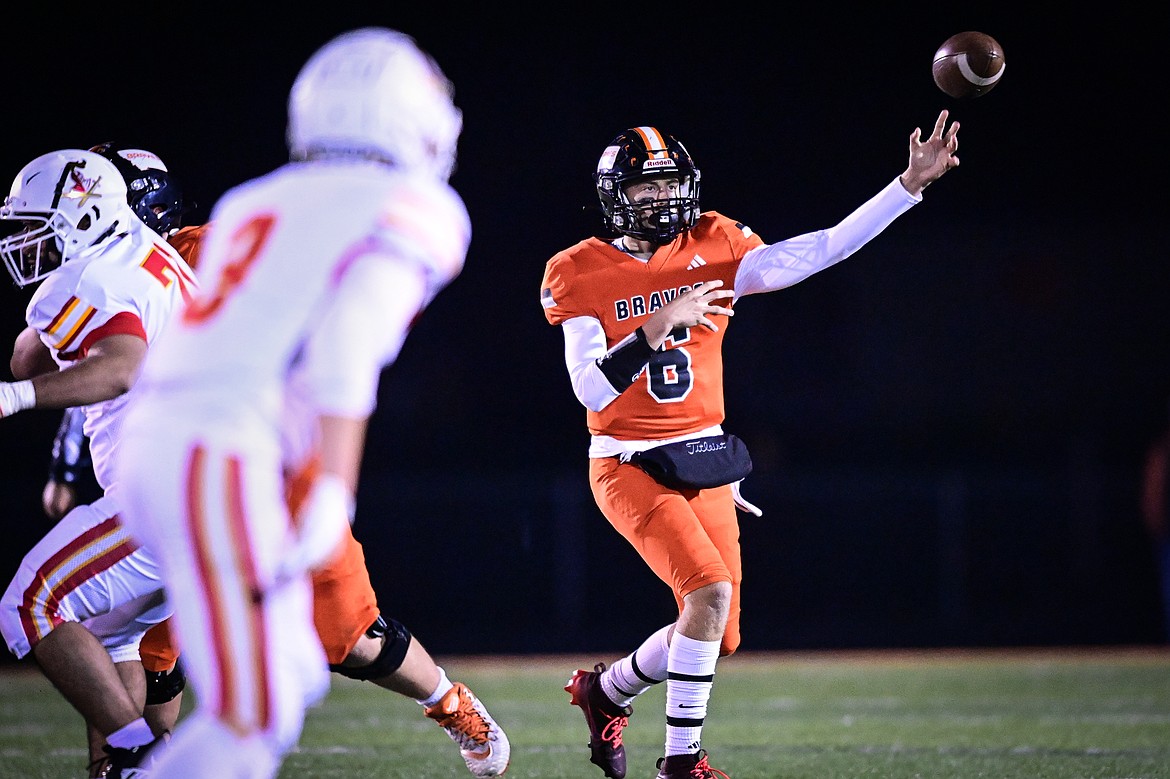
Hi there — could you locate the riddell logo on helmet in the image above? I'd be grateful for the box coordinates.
[643,159,677,170]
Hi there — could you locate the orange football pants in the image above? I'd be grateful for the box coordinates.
[141,528,379,671]
[589,456,742,656]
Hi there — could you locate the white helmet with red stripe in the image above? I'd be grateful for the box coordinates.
[0,149,132,287]
[287,27,462,182]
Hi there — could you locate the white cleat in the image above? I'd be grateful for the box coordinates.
[424,681,511,777]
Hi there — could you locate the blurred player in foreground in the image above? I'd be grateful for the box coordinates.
[115,27,503,778]
[47,143,507,778]
[541,114,960,778]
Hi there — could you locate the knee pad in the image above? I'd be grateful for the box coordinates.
[329,615,411,681]
[145,661,187,705]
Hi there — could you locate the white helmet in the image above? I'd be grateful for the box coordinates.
[0,149,131,287]
[286,27,462,181]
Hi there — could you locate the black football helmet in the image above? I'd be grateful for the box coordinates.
[595,126,701,245]
[88,142,189,236]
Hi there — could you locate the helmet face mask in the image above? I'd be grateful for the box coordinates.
[595,126,701,246]
[0,215,66,285]
[124,170,185,236]
[614,175,690,242]
[0,149,131,287]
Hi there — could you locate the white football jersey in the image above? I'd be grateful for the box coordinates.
[25,223,196,489]
[130,159,469,434]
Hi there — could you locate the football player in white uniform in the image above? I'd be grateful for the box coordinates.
[116,27,486,778]
[39,145,187,524]
[0,148,197,778]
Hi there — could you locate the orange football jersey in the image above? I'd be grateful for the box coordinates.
[541,212,763,440]
[166,223,212,270]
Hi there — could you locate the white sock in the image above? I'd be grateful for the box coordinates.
[603,624,670,707]
[106,717,154,749]
[417,665,454,707]
[664,632,718,756]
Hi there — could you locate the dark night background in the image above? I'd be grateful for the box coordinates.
[1,10,1166,659]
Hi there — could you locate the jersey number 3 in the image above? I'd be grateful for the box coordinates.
[183,215,276,325]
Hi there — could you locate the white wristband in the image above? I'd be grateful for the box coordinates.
[0,380,36,418]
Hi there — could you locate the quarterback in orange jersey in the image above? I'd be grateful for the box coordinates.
[543,115,960,779]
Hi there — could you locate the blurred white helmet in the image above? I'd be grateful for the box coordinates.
[287,27,462,181]
[0,149,132,287]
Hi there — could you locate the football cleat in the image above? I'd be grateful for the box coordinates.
[565,663,632,779]
[655,749,731,779]
[424,681,511,777]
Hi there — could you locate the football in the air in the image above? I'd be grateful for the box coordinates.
[932,31,1005,99]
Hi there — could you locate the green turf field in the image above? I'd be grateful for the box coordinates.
[2,647,1167,778]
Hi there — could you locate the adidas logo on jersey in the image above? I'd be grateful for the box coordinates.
[686,255,707,271]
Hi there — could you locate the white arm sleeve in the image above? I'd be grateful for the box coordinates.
[734,177,920,299]
[561,315,622,412]
[299,255,429,418]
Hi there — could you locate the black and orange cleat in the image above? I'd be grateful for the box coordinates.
[654,749,731,779]
[565,662,632,779]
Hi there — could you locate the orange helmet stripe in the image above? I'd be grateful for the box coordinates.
[631,127,668,156]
